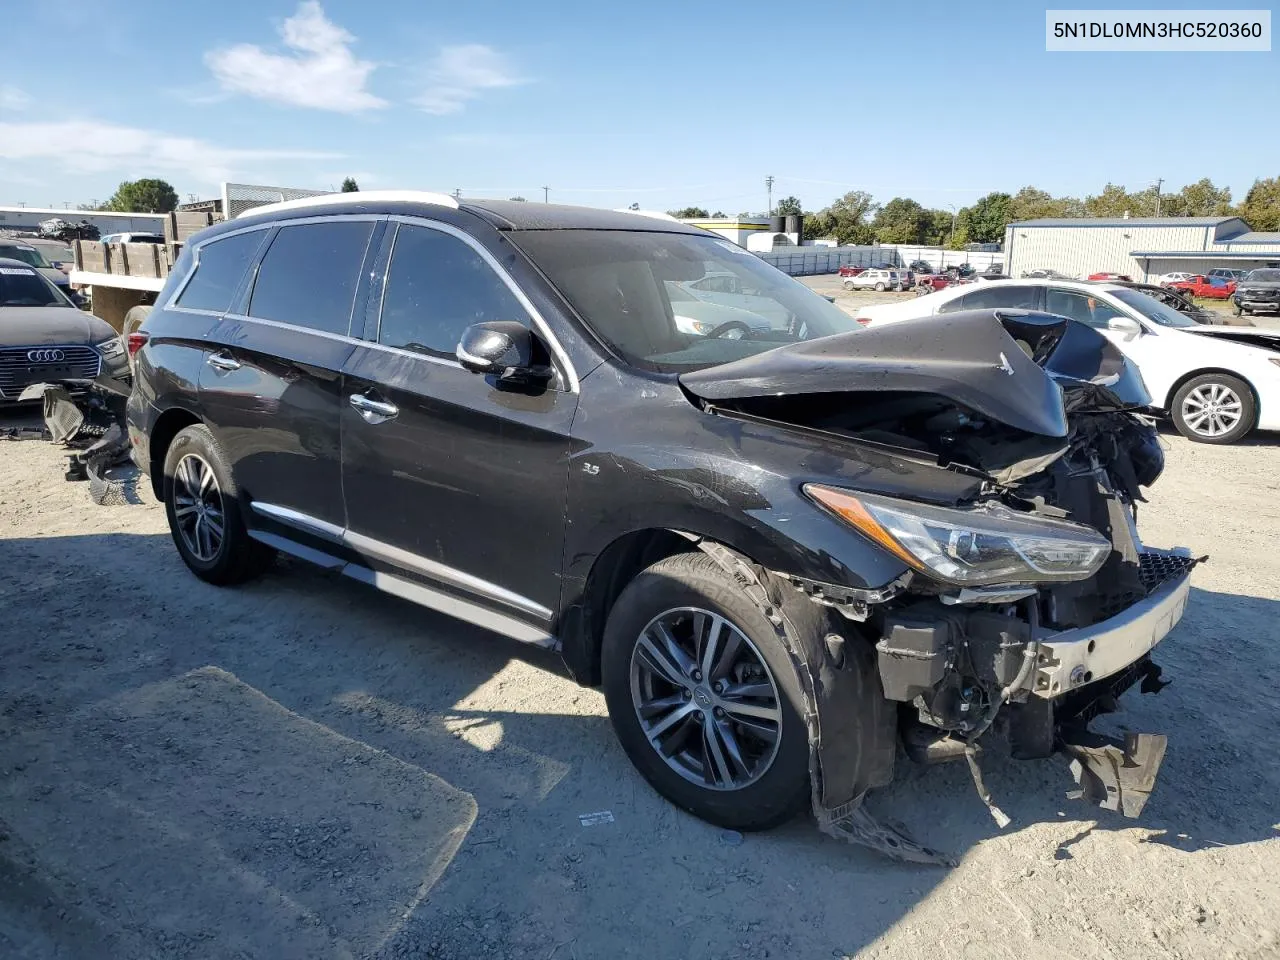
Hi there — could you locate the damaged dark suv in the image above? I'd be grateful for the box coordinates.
[127,194,1194,854]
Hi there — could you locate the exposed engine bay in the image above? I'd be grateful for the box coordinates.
[682,310,1200,843]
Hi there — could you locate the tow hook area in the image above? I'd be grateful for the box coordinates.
[1060,729,1168,818]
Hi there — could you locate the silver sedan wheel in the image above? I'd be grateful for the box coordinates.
[629,607,782,791]
[1181,382,1243,438]
[172,454,225,561]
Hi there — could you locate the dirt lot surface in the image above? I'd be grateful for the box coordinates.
[2,415,1279,959]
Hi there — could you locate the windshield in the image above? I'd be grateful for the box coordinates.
[0,266,67,306]
[33,243,74,264]
[511,230,860,372]
[1246,269,1280,282]
[1111,287,1200,328]
[0,245,52,269]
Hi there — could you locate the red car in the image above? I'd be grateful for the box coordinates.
[837,265,867,277]
[1088,272,1133,281]
[913,274,952,294]
[1167,275,1236,300]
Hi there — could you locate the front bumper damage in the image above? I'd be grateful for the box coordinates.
[1032,548,1193,699]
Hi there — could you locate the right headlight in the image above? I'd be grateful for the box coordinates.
[804,484,1110,586]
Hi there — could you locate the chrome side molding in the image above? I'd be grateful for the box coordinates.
[248,502,556,641]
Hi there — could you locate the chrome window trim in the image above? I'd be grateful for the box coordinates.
[387,216,580,393]
[250,501,553,623]
[220,313,364,346]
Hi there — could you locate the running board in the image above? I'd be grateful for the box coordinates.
[247,530,557,648]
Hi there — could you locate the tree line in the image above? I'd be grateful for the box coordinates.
[669,177,1280,248]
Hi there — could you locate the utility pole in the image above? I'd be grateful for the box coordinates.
[452,187,462,201]
[765,175,775,216]
[542,185,550,203]
[1153,178,1164,217]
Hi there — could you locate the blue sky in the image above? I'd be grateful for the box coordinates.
[1,0,1276,213]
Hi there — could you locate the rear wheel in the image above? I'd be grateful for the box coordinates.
[601,553,810,831]
[1171,373,1256,444]
[874,282,886,291]
[162,424,274,583]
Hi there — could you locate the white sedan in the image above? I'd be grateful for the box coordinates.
[1157,272,1197,286]
[854,277,1280,444]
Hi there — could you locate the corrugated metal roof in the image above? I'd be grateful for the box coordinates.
[1222,231,1280,243]
[1012,217,1238,227]
[1130,250,1280,259]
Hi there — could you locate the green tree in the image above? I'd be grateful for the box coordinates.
[711,210,727,218]
[508,196,527,201]
[100,178,179,213]
[962,191,1013,243]
[1084,183,1142,218]
[923,209,954,246]
[774,195,803,216]
[1239,176,1280,231]
[1008,186,1085,222]
[669,206,710,218]
[1162,178,1233,217]
[806,190,877,245]
[872,197,929,243]
[340,177,360,192]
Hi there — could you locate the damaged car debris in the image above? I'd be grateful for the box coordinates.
[124,200,1196,865]
[0,253,138,503]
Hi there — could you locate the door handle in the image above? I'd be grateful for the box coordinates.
[207,351,241,372]
[349,392,399,422]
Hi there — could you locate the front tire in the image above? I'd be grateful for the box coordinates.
[601,553,810,831]
[162,424,274,584]
[1171,373,1256,444]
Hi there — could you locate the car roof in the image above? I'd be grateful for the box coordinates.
[229,191,708,237]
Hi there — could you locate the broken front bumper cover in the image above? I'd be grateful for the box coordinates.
[1033,548,1195,699]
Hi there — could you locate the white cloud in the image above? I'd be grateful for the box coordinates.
[205,1,385,113]
[1,86,31,110]
[414,44,525,115]
[0,119,340,185]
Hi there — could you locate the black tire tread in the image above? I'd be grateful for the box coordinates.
[1170,372,1257,445]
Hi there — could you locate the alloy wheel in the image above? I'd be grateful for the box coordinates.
[172,454,225,561]
[1181,382,1243,439]
[629,607,783,791]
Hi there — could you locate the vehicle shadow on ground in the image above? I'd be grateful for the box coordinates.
[1,529,1277,959]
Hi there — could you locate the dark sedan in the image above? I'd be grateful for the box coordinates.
[0,258,128,403]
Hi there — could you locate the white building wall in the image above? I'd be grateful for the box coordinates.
[1004,223,1215,280]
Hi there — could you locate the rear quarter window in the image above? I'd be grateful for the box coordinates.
[175,230,267,313]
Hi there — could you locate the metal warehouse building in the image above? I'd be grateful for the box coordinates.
[1003,216,1280,281]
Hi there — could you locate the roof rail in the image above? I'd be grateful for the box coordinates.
[614,208,681,223]
[237,190,461,219]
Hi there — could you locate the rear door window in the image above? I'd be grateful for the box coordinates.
[248,220,375,335]
[175,230,265,313]
[376,223,531,358]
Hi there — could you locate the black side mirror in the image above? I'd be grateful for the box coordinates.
[456,321,552,384]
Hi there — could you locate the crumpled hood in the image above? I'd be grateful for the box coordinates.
[680,310,1147,439]
[1185,326,1280,353]
[0,306,114,346]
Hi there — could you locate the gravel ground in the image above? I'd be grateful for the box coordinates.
[1,412,1279,960]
